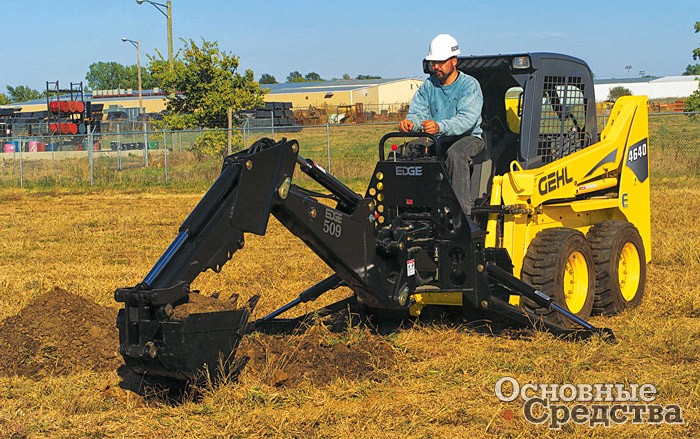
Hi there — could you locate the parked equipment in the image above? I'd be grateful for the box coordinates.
[116,53,649,382]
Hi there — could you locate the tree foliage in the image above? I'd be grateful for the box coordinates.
[685,21,700,113]
[684,89,700,113]
[6,85,45,103]
[356,74,382,80]
[0,94,10,105]
[285,71,326,82]
[607,86,633,102]
[149,38,266,131]
[683,64,700,75]
[85,61,156,90]
[191,129,243,158]
[304,72,323,81]
[694,21,700,61]
[286,71,304,83]
[259,73,277,84]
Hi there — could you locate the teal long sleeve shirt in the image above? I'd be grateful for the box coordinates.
[406,72,483,138]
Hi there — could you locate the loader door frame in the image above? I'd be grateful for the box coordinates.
[518,55,599,170]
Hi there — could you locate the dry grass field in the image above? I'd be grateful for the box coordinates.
[0,172,698,438]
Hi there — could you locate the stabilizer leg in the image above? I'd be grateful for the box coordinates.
[485,263,615,342]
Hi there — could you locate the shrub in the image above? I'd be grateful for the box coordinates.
[190,130,242,159]
[607,86,633,102]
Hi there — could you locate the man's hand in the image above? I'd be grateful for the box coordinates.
[398,119,414,133]
[421,120,440,134]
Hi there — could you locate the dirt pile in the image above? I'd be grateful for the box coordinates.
[238,326,398,387]
[0,288,122,378]
[170,292,241,320]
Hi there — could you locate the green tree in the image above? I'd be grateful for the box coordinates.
[6,85,45,103]
[304,72,323,81]
[607,86,633,102]
[85,61,155,90]
[286,71,304,82]
[356,74,382,80]
[685,21,700,113]
[149,37,266,133]
[694,21,700,61]
[0,94,10,105]
[259,73,277,84]
[86,62,128,90]
[683,64,700,75]
[342,73,351,80]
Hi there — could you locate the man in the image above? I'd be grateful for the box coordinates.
[399,34,484,214]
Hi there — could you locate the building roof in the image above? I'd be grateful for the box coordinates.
[594,77,659,84]
[262,78,421,95]
[1,90,167,109]
[649,75,700,83]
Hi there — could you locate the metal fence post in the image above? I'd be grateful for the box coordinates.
[88,126,94,186]
[117,123,122,170]
[51,134,55,177]
[18,136,23,188]
[326,122,332,173]
[164,128,169,184]
[243,119,248,147]
[143,122,149,167]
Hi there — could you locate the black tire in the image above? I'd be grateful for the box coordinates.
[521,228,596,328]
[587,220,646,315]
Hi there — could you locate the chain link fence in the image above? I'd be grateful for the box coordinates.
[0,113,697,189]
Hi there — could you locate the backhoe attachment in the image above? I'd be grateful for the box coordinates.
[115,137,614,383]
[115,138,299,381]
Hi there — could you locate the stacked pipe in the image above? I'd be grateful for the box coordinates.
[49,100,85,114]
[48,122,78,135]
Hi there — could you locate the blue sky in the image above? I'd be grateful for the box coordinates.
[1,0,697,92]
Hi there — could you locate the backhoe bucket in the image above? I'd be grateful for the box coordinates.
[116,291,257,382]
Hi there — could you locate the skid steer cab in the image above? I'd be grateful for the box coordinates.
[116,53,649,383]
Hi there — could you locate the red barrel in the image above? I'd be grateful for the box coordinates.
[75,101,85,113]
[49,123,58,133]
[68,123,77,135]
[60,101,71,113]
[68,101,77,113]
[49,101,60,113]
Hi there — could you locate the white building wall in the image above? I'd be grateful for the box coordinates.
[594,76,699,101]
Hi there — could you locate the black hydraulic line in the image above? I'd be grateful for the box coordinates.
[141,230,189,288]
[260,274,345,321]
[485,262,614,340]
[296,156,362,210]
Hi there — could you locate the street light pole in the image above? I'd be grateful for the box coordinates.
[122,38,143,115]
[135,0,173,71]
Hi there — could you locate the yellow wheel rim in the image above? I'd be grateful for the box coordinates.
[563,251,588,314]
[619,242,641,302]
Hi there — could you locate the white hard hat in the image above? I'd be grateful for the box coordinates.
[425,34,461,61]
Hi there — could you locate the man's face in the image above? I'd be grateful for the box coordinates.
[431,57,457,83]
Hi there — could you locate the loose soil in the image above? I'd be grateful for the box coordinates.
[238,326,398,387]
[0,289,397,388]
[170,292,241,320]
[0,288,122,378]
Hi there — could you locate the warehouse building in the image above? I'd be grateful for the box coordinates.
[262,78,424,113]
[594,75,699,101]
